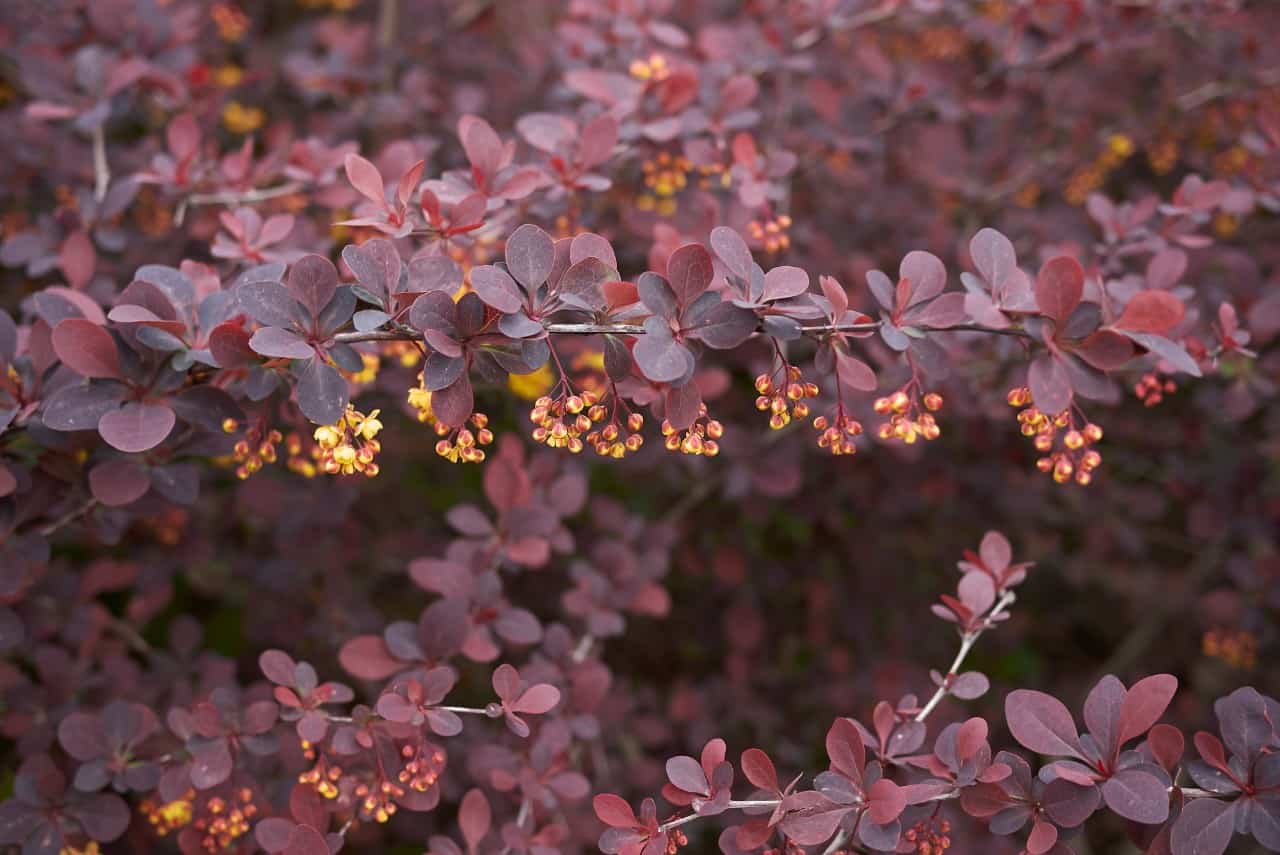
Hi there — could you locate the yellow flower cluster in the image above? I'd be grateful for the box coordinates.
[222,101,265,135]
[140,791,194,837]
[224,419,282,480]
[755,366,818,430]
[298,753,343,799]
[1202,628,1257,670]
[192,789,257,852]
[629,53,670,81]
[313,406,383,477]
[530,390,605,453]
[355,780,403,824]
[1064,133,1134,205]
[747,214,793,254]
[587,411,645,458]
[813,412,863,456]
[211,2,249,40]
[662,404,723,456]
[434,413,494,463]
[874,389,943,444]
[1007,387,1102,485]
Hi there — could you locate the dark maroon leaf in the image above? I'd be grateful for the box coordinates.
[666,243,713,305]
[88,460,149,506]
[296,358,347,425]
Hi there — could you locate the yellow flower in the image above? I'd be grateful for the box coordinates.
[222,101,265,134]
[508,362,555,401]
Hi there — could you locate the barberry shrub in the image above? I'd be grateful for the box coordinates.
[0,2,1278,855]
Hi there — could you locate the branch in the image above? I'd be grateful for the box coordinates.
[333,319,1029,345]
[91,124,110,203]
[37,498,98,537]
[916,590,1017,722]
[174,182,304,226]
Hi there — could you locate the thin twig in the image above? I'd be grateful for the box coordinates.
[37,498,98,537]
[91,124,110,203]
[175,182,304,226]
[915,590,1017,722]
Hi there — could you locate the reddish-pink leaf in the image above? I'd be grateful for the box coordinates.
[458,788,491,852]
[825,717,865,781]
[593,793,639,828]
[344,153,386,206]
[511,684,560,715]
[58,230,96,290]
[666,243,713,305]
[1035,256,1085,323]
[338,635,402,681]
[52,319,121,379]
[740,748,779,793]
[866,778,906,824]
[1117,674,1178,746]
[1115,291,1185,335]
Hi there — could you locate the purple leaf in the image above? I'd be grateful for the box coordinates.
[98,402,176,453]
[287,255,339,319]
[469,265,524,313]
[505,224,555,292]
[970,228,1017,290]
[296,359,347,425]
[190,741,233,789]
[634,319,693,383]
[1005,690,1084,759]
[1028,355,1072,416]
[710,226,753,279]
[762,266,809,301]
[1101,768,1169,824]
[1034,256,1084,324]
[666,756,710,796]
[250,327,315,359]
[1170,797,1235,855]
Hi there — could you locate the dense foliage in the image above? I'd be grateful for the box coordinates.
[1,1,1279,854]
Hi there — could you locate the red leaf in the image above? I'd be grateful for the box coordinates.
[1115,291,1185,335]
[740,748,779,792]
[593,794,640,829]
[1035,256,1085,323]
[459,789,491,852]
[338,635,402,681]
[1117,674,1177,745]
[666,243,714,305]
[52,319,121,379]
[344,153,386,207]
[866,778,906,824]
[511,684,560,715]
[58,230,96,290]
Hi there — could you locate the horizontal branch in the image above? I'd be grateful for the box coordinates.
[333,318,1030,345]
